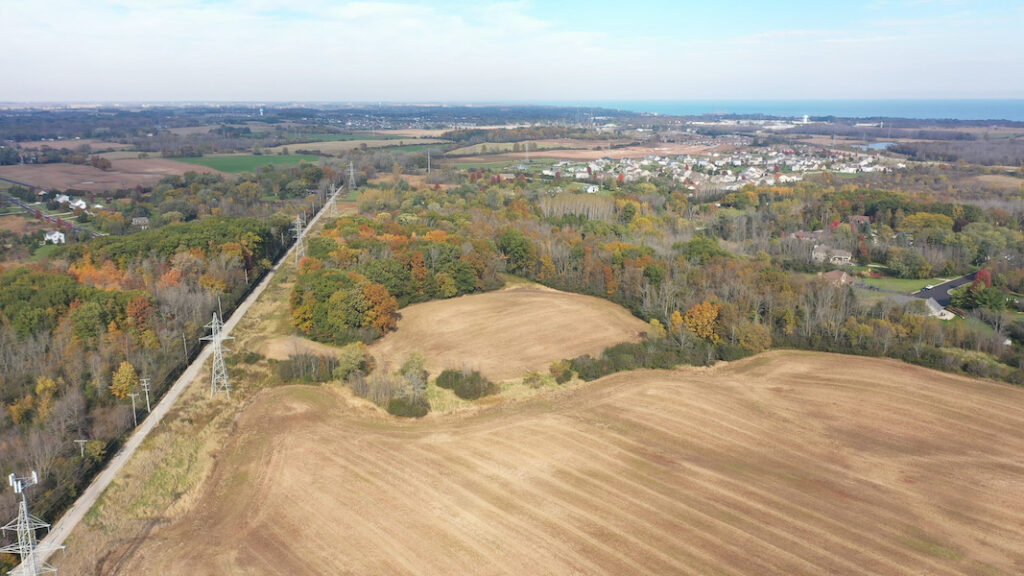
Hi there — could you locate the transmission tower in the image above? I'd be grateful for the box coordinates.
[200,313,232,398]
[1,471,63,576]
[292,215,306,265]
[348,162,356,191]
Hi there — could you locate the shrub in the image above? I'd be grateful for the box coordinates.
[523,371,546,388]
[549,360,573,384]
[436,369,462,390]
[386,395,430,418]
[435,368,498,400]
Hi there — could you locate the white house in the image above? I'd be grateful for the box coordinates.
[44,230,65,245]
[584,185,599,194]
[70,199,88,210]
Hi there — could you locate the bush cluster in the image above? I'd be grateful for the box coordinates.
[436,368,499,400]
[272,353,339,383]
[386,395,430,418]
[568,338,725,382]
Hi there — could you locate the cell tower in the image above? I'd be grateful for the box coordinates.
[292,215,306,265]
[1,471,63,576]
[199,313,232,398]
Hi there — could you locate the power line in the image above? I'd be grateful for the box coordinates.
[1,471,64,576]
[199,313,232,398]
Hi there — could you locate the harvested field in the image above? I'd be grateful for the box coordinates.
[972,174,1023,190]
[455,142,719,164]
[0,159,223,192]
[0,214,48,235]
[368,284,648,381]
[263,138,448,156]
[77,351,1024,575]
[173,154,322,174]
[13,139,131,151]
[447,139,632,156]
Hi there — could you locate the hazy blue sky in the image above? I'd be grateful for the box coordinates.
[2,0,1022,102]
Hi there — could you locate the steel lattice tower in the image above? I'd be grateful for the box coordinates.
[200,313,232,398]
[292,215,306,265]
[1,472,63,576]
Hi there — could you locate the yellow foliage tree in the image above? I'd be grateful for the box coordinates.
[683,301,721,343]
[110,361,139,399]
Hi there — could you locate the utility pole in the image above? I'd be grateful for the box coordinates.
[128,393,139,427]
[292,215,306,265]
[182,333,189,363]
[427,148,431,175]
[140,378,151,413]
[200,313,232,398]
[74,440,87,458]
[1,471,64,576]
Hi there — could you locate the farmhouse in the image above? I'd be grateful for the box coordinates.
[44,230,65,245]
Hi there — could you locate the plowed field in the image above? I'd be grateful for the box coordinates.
[368,284,649,380]
[105,351,1024,575]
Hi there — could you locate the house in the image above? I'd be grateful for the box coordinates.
[132,216,150,229]
[821,270,853,286]
[811,245,853,265]
[44,230,65,245]
[584,185,599,194]
[849,215,871,233]
[55,194,71,205]
[69,199,88,210]
[829,249,853,265]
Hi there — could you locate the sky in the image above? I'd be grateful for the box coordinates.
[1,0,1022,102]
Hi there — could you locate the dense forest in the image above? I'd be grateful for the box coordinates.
[0,166,329,568]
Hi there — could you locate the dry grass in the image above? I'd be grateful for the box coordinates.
[263,138,448,156]
[57,350,1024,575]
[972,174,1024,190]
[368,283,649,381]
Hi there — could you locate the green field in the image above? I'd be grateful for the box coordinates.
[857,275,951,293]
[174,154,322,173]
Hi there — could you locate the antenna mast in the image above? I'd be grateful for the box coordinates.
[1,471,64,576]
[199,313,232,398]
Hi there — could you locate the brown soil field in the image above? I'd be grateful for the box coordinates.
[75,351,1024,575]
[368,284,649,381]
[0,159,223,192]
[264,138,448,156]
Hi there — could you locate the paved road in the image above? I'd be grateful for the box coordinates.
[32,187,342,567]
[914,271,978,307]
